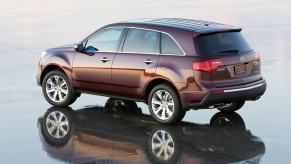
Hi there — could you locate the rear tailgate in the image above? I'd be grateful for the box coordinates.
[194,31,262,88]
[211,51,262,87]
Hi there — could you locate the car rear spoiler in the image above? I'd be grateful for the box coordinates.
[194,28,242,37]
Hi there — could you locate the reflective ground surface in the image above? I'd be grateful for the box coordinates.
[0,0,291,163]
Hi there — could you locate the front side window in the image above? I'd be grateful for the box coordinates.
[85,27,123,52]
[161,33,183,55]
[122,28,159,54]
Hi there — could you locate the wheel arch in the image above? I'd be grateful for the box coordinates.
[40,64,68,85]
[144,78,181,104]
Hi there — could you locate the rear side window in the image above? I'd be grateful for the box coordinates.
[194,32,252,56]
[161,33,183,55]
[122,29,159,54]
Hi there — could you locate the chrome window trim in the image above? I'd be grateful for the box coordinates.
[83,26,186,56]
[223,83,264,93]
[122,26,186,56]
[84,26,126,53]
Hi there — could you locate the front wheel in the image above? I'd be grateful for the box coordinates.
[217,101,245,112]
[42,70,79,107]
[148,84,185,125]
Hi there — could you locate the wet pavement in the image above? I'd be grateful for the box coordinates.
[0,0,291,163]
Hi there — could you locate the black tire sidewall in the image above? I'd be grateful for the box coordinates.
[148,84,183,125]
[42,70,77,107]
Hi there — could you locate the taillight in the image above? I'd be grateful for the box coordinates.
[193,59,224,72]
[255,53,260,61]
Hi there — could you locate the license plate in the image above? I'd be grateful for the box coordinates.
[234,65,246,75]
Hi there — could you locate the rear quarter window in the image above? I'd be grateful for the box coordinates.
[194,32,252,56]
[161,33,183,55]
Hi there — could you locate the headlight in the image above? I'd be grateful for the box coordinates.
[41,51,47,58]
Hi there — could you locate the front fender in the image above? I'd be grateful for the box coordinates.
[40,51,75,83]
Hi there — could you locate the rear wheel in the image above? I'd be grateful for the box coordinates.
[42,70,79,107]
[148,84,185,125]
[217,101,245,112]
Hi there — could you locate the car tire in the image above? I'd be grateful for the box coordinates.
[42,70,79,107]
[148,84,185,125]
[217,101,245,112]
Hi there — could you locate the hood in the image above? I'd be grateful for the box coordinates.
[47,44,76,52]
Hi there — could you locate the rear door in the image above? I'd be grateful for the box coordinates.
[111,28,159,97]
[194,31,261,87]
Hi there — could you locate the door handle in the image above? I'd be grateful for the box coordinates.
[100,57,110,63]
[144,59,155,65]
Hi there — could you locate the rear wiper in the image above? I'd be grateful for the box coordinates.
[219,49,239,54]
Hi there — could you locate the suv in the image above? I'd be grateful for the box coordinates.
[37,18,266,124]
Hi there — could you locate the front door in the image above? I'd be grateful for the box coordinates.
[72,27,124,92]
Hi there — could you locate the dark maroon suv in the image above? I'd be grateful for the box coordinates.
[37,18,266,124]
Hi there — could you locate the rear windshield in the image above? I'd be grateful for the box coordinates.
[194,32,252,56]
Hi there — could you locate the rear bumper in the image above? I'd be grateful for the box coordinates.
[184,80,266,108]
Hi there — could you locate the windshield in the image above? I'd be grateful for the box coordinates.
[194,32,252,56]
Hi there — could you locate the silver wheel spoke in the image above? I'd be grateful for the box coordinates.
[46,88,55,93]
[161,107,166,120]
[54,75,59,84]
[156,91,163,100]
[47,124,56,133]
[58,91,64,101]
[60,80,66,87]
[154,106,163,115]
[60,120,68,126]
[167,101,174,106]
[165,106,173,116]
[52,91,58,101]
[152,99,162,105]
[47,78,54,86]
[60,88,68,94]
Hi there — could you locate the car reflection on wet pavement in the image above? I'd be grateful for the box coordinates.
[38,98,265,164]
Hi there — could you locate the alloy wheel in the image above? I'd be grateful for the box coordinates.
[151,90,175,120]
[45,75,68,102]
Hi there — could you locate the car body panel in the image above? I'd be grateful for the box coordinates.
[72,51,116,92]
[37,18,266,109]
[37,45,75,85]
[111,53,159,98]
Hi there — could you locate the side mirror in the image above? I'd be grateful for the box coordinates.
[74,43,84,52]
[85,46,98,53]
